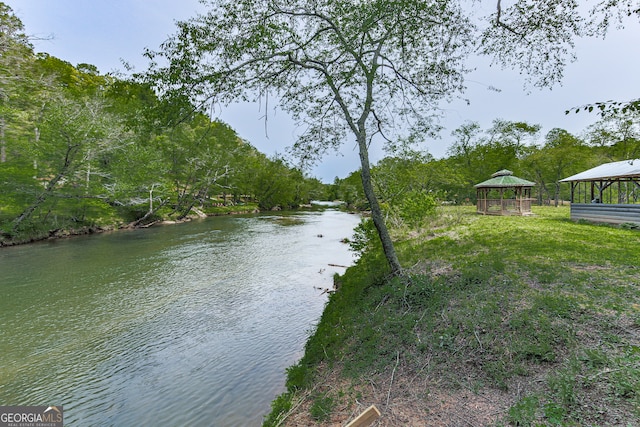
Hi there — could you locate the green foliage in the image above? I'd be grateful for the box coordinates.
[0,6,329,242]
[585,109,640,161]
[251,156,307,211]
[148,0,474,160]
[507,395,540,426]
[348,218,379,257]
[331,117,628,208]
[284,362,310,392]
[398,190,437,227]
[309,393,334,422]
[333,170,367,210]
[262,392,293,427]
[148,0,640,275]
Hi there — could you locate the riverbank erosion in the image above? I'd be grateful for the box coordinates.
[264,206,640,426]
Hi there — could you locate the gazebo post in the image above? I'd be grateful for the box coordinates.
[516,188,522,213]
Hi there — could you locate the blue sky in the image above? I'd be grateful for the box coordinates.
[5,0,640,182]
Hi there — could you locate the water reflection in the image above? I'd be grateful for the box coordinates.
[0,209,359,426]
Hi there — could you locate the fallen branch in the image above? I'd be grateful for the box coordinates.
[386,351,400,407]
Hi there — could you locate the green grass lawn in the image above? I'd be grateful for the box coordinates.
[266,205,640,426]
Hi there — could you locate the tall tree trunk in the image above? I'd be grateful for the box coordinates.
[356,133,403,276]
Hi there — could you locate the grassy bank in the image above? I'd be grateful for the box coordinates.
[265,206,640,426]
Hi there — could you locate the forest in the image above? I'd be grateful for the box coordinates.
[0,4,329,245]
[2,3,640,246]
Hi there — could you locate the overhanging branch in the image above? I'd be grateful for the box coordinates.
[495,0,529,41]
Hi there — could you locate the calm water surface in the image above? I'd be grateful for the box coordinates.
[0,209,360,426]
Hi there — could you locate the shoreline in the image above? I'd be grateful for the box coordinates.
[0,202,351,248]
[0,206,262,248]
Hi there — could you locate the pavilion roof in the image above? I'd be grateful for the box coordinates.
[474,170,536,188]
[559,159,640,182]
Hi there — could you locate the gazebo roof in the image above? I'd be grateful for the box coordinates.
[559,159,640,182]
[474,170,536,188]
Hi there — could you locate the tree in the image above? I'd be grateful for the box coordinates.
[373,153,431,208]
[546,0,640,115]
[479,119,541,177]
[251,155,298,210]
[333,170,366,210]
[521,128,591,206]
[447,122,482,166]
[370,152,447,227]
[146,0,478,276]
[585,111,640,161]
[446,121,483,200]
[485,120,541,154]
[10,91,129,232]
[0,3,34,164]
[446,119,540,201]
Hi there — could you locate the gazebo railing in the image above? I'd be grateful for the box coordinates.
[477,198,532,215]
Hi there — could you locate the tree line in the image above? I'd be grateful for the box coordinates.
[0,4,328,244]
[331,115,640,212]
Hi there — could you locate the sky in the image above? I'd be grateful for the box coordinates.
[5,0,640,182]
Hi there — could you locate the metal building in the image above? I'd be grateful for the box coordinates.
[559,159,640,226]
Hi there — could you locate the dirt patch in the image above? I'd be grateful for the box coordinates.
[408,260,454,278]
[281,362,517,427]
[567,263,612,272]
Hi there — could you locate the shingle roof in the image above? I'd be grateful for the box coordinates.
[474,170,536,188]
[559,159,640,182]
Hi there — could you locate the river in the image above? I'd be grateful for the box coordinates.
[0,208,360,426]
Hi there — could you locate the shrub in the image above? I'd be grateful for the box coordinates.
[399,191,437,227]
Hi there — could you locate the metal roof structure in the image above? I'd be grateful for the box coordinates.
[559,159,640,225]
[474,169,536,188]
[560,159,640,182]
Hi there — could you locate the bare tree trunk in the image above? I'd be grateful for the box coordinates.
[356,133,403,276]
[127,195,168,228]
[12,143,79,231]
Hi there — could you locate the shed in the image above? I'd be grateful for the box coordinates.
[559,159,640,225]
[475,170,535,216]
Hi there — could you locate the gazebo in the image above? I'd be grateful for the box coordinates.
[475,170,535,216]
[559,159,640,225]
